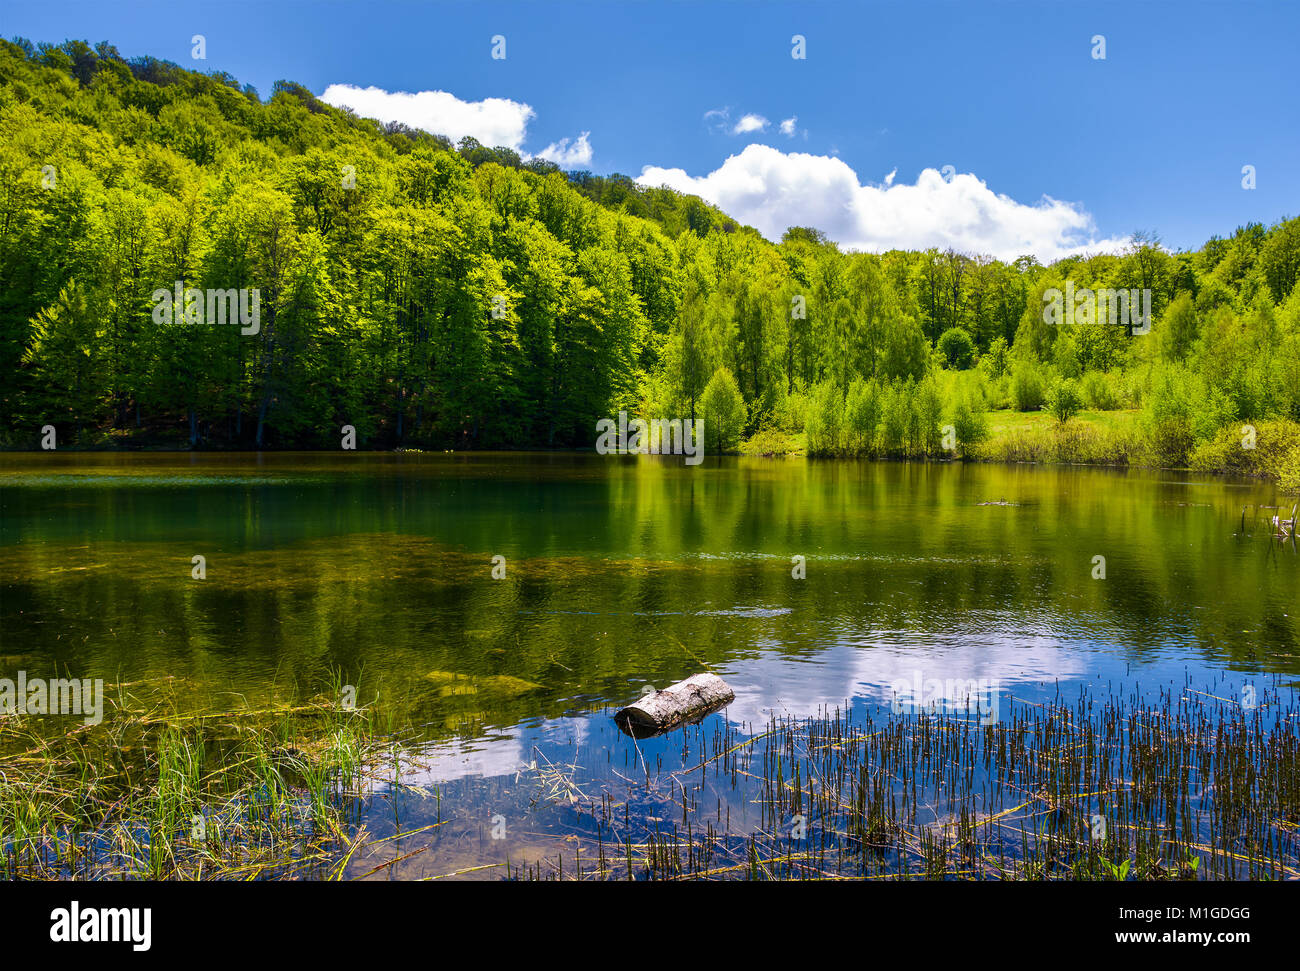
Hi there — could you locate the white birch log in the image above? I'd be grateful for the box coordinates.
[615,673,734,735]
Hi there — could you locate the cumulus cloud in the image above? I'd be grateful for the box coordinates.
[732,113,769,135]
[779,116,798,137]
[637,144,1130,262]
[321,83,535,150]
[536,131,593,168]
[320,83,594,167]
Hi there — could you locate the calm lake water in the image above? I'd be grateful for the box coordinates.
[2,453,1296,877]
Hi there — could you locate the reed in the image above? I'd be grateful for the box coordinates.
[7,671,1296,881]
[513,680,1298,881]
[0,673,389,880]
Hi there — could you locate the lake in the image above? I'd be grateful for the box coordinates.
[1,453,1297,879]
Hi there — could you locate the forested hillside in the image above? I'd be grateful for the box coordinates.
[2,37,1298,481]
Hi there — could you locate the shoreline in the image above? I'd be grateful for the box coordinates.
[4,426,1296,494]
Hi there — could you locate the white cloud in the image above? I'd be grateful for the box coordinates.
[321,83,535,151]
[320,83,593,166]
[536,131,593,168]
[779,116,797,137]
[705,108,779,137]
[732,113,769,135]
[637,144,1130,262]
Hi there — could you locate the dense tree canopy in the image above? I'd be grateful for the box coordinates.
[1,38,1298,459]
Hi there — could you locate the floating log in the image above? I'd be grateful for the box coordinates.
[615,674,734,737]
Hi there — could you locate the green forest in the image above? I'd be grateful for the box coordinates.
[1,39,1298,489]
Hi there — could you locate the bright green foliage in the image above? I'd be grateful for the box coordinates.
[1141,365,1234,466]
[914,377,946,452]
[844,378,882,455]
[699,366,746,453]
[805,380,845,457]
[937,327,975,369]
[1011,364,1047,412]
[1159,292,1199,362]
[2,39,1299,463]
[1047,379,1084,424]
[1279,445,1300,495]
[951,394,989,455]
[980,337,1009,379]
[1052,326,1082,379]
[879,383,912,456]
[1080,370,1121,411]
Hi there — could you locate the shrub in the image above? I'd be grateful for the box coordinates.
[771,389,808,433]
[1010,364,1046,412]
[740,427,803,456]
[1047,379,1084,424]
[937,327,976,370]
[1141,366,1233,467]
[1188,419,1300,478]
[1280,445,1300,495]
[1121,369,1145,408]
[985,374,1012,410]
[1080,370,1121,411]
[951,394,989,457]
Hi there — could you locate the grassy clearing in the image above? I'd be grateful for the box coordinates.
[740,410,1300,492]
[737,410,1141,462]
[983,408,1141,437]
[973,409,1145,466]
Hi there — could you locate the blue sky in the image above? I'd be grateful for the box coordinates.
[9,0,1298,259]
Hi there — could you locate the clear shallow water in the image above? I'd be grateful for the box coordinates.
[1,453,1296,877]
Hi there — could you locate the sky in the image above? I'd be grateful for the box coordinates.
[8,0,1299,261]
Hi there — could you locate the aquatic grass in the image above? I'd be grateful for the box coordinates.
[496,679,1299,881]
[0,674,394,880]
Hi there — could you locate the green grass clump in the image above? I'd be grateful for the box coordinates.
[0,676,387,880]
